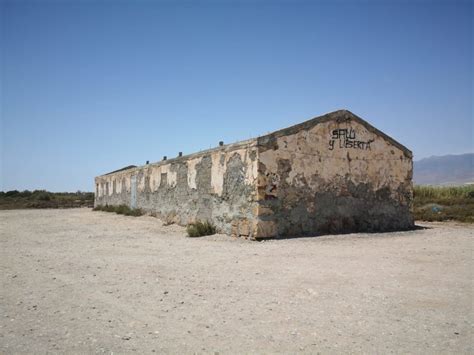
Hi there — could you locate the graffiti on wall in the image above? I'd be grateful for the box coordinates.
[329,128,374,151]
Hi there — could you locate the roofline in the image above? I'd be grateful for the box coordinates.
[257,109,412,158]
[96,138,257,178]
[103,165,137,176]
[96,109,412,178]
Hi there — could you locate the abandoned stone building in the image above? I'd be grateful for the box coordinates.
[95,109,414,239]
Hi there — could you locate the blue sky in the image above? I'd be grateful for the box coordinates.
[1,0,472,192]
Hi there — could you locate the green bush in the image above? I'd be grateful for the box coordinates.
[115,204,143,216]
[35,191,52,201]
[186,220,217,237]
[5,190,20,197]
[104,205,116,212]
[115,205,129,215]
[124,207,143,216]
[19,190,32,198]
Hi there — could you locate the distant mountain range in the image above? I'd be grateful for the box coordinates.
[414,153,474,185]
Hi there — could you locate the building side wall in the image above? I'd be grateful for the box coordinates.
[255,118,413,238]
[95,142,259,237]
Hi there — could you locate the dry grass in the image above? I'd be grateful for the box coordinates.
[414,185,474,223]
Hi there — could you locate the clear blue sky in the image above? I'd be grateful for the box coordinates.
[1,0,472,192]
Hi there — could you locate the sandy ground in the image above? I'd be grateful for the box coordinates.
[0,209,472,354]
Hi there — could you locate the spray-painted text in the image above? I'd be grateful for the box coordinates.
[329,128,374,150]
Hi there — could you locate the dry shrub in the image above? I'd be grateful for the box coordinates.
[186,220,217,237]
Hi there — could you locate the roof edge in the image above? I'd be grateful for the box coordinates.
[95,137,257,178]
[257,109,412,158]
[96,109,413,178]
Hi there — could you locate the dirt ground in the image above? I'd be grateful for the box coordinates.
[1,209,472,354]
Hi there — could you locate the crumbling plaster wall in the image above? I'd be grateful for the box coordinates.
[95,110,414,239]
[255,115,413,238]
[95,140,260,237]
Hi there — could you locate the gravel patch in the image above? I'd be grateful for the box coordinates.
[1,209,472,353]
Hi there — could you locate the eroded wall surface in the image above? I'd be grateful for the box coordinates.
[95,111,413,239]
[95,141,259,237]
[255,115,413,238]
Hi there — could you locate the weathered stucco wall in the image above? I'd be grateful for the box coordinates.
[255,112,413,238]
[95,140,260,238]
[95,110,413,239]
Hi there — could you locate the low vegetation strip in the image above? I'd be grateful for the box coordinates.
[2,186,472,223]
[414,185,474,223]
[0,190,94,210]
[93,204,143,217]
